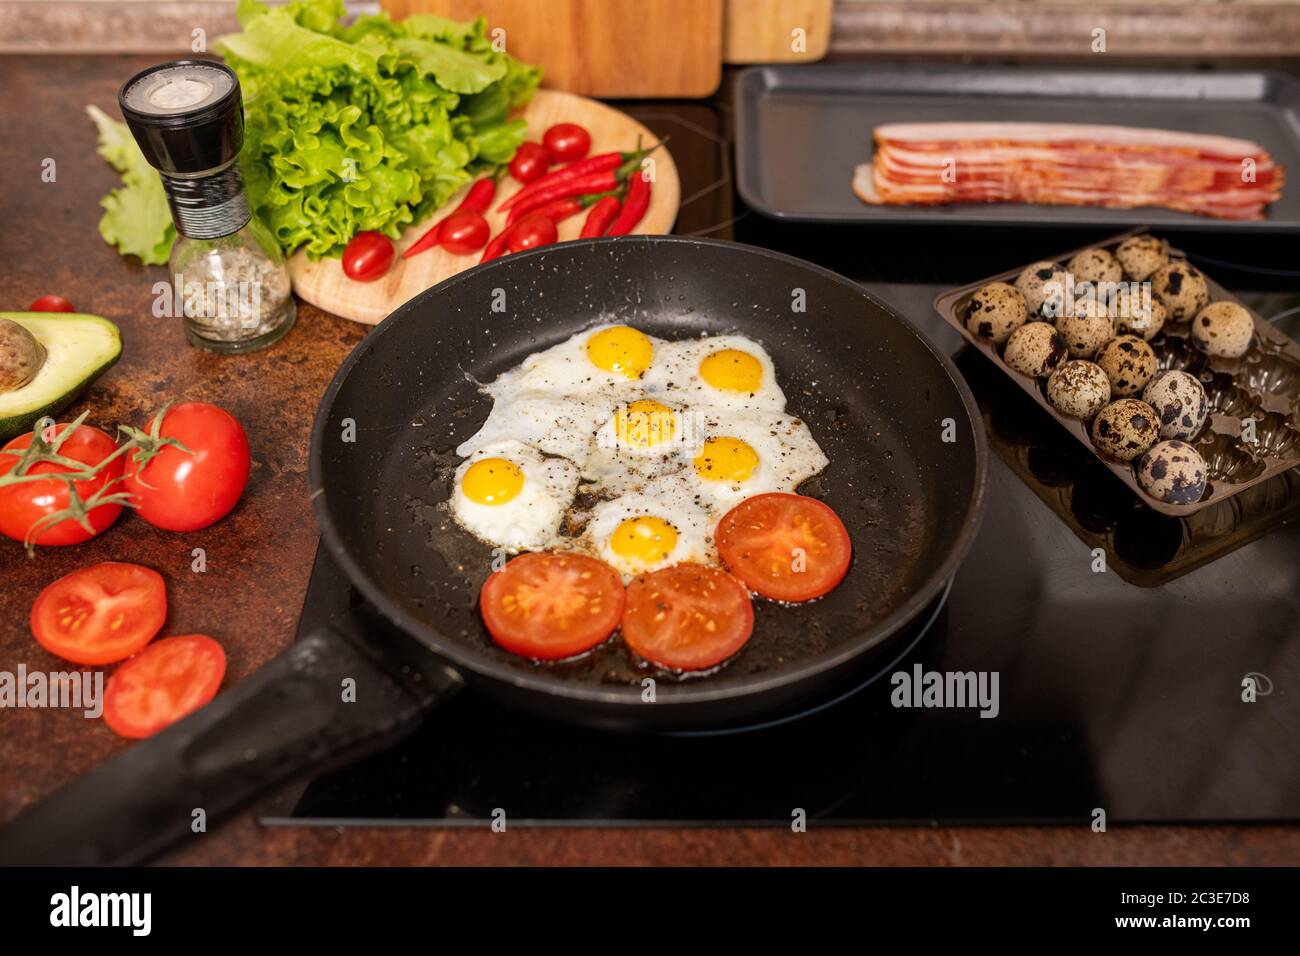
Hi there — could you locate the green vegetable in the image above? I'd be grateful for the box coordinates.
[86,106,174,266]
[0,313,123,441]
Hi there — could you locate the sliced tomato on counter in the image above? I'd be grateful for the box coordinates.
[715,492,852,603]
[30,562,166,665]
[479,552,624,660]
[103,634,226,739]
[622,563,753,671]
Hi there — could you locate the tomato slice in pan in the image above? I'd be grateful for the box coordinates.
[30,562,167,665]
[622,563,754,671]
[479,552,625,660]
[103,635,226,739]
[715,493,852,603]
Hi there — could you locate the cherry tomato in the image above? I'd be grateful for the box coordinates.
[716,493,852,603]
[103,635,226,739]
[507,214,558,254]
[30,563,166,665]
[124,402,250,532]
[27,295,75,312]
[622,564,753,671]
[542,123,592,163]
[508,142,552,184]
[439,210,491,255]
[0,422,124,546]
[479,552,625,660]
[341,232,394,282]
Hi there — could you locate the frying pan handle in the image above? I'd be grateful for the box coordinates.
[0,627,463,866]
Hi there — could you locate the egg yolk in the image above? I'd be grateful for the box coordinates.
[461,458,524,505]
[693,436,759,483]
[587,326,653,379]
[615,399,676,449]
[610,516,678,566]
[699,349,762,393]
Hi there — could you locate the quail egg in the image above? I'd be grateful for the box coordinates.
[1150,261,1210,323]
[1003,321,1068,378]
[1047,360,1111,420]
[1142,369,1209,440]
[1090,398,1160,462]
[1014,261,1071,316]
[1138,439,1208,504]
[1068,247,1123,285]
[1113,287,1167,341]
[966,282,1028,345]
[1191,301,1254,359]
[1096,335,1158,397]
[1055,298,1115,359]
[1114,235,1169,281]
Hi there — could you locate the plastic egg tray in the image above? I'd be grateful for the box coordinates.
[934,230,1300,517]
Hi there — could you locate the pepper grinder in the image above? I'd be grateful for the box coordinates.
[119,60,295,353]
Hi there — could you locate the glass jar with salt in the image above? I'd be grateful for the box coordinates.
[119,60,295,353]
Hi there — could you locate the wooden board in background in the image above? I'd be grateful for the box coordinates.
[381,0,723,98]
[290,90,680,325]
[723,0,832,64]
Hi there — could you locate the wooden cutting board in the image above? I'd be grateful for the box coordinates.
[723,0,833,64]
[290,90,680,325]
[381,0,722,98]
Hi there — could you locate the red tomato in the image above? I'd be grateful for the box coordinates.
[479,552,624,660]
[507,214,558,253]
[30,563,166,665]
[716,493,852,603]
[508,142,551,184]
[103,635,226,739]
[439,210,490,255]
[342,231,394,281]
[622,564,753,671]
[542,123,592,163]
[0,422,124,546]
[27,295,75,312]
[124,402,249,532]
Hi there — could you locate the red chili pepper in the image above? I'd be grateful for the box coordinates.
[607,172,651,236]
[505,171,621,223]
[498,152,622,212]
[508,196,582,228]
[580,195,622,238]
[403,176,499,259]
[479,228,513,264]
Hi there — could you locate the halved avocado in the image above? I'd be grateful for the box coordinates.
[0,312,122,440]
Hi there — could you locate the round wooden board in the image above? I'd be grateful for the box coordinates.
[289,89,680,325]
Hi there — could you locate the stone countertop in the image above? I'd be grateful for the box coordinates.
[0,53,1296,866]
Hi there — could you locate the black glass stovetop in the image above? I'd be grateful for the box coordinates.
[263,69,1300,828]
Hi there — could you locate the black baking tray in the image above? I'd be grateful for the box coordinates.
[734,64,1300,232]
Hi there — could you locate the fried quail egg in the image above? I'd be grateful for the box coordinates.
[1138,439,1208,504]
[1002,321,1068,378]
[1191,301,1254,359]
[1090,398,1159,462]
[687,411,829,513]
[640,334,785,413]
[488,323,657,398]
[585,478,713,578]
[1151,261,1210,323]
[1142,370,1209,440]
[1068,247,1123,285]
[1014,261,1071,316]
[1047,360,1111,420]
[456,393,606,463]
[1055,298,1115,359]
[1113,286,1167,341]
[1096,335,1157,397]
[1115,235,1168,281]
[451,440,580,551]
[966,282,1028,345]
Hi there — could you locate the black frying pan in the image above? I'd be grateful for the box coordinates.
[0,237,985,865]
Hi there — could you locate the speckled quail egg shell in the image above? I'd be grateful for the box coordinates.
[1014,261,1070,316]
[1114,235,1169,281]
[1046,360,1111,420]
[1138,440,1208,504]
[1068,248,1123,285]
[1142,369,1209,440]
[1003,321,1068,378]
[966,282,1028,345]
[1090,398,1159,462]
[1096,335,1157,397]
[1150,261,1210,323]
[1114,288,1167,341]
[1055,299,1115,359]
[1191,301,1254,359]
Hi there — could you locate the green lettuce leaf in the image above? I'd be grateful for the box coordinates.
[86,105,174,266]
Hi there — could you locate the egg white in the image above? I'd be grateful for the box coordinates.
[450,440,579,552]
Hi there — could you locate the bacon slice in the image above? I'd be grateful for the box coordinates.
[854,121,1284,220]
